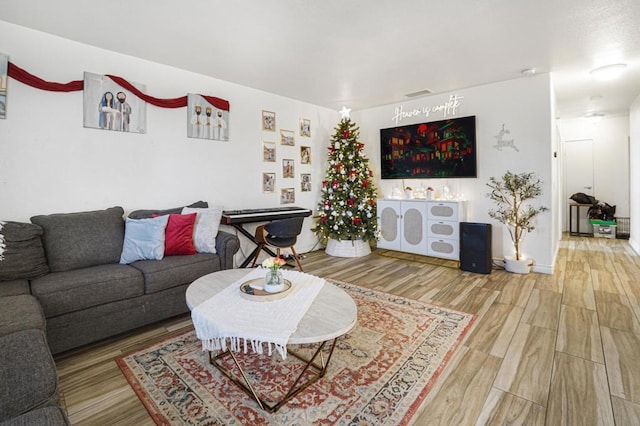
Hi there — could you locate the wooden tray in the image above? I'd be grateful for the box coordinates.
[239,278,292,301]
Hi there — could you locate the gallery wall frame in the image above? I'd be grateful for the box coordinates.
[280,188,295,204]
[280,129,295,146]
[262,110,276,131]
[263,141,276,162]
[300,146,311,164]
[262,172,275,193]
[301,173,311,192]
[300,118,311,137]
[282,158,295,178]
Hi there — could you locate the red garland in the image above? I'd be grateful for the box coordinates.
[7,61,230,111]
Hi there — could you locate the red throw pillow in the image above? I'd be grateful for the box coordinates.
[154,213,197,256]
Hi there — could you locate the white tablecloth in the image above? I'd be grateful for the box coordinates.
[191,268,325,359]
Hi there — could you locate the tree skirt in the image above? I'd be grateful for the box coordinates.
[325,238,371,257]
[117,280,475,425]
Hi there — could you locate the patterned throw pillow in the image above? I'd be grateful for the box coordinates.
[0,221,49,280]
[181,206,223,254]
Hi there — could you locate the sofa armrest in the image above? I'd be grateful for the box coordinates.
[0,330,62,423]
[215,231,240,270]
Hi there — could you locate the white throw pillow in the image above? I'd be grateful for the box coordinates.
[181,206,223,254]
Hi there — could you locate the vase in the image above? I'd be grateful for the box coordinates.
[325,238,371,258]
[264,269,285,293]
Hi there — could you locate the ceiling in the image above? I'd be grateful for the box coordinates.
[3,0,640,119]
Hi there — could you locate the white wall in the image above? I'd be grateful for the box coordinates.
[0,21,338,262]
[557,115,630,230]
[355,74,556,273]
[630,96,640,254]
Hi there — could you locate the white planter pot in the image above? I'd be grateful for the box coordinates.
[325,238,371,258]
[504,257,533,274]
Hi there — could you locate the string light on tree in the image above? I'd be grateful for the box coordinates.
[313,108,378,245]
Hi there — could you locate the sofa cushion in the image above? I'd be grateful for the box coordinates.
[130,253,220,294]
[30,264,144,318]
[162,213,197,256]
[119,216,169,264]
[0,329,59,423]
[0,295,45,338]
[181,206,223,254]
[31,207,125,272]
[128,200,208,219]
[0,280,30,297]
[0,406,69,426]
[0,221,49,280]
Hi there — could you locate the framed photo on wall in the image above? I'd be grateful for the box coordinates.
[280,129,295,146]
[263,141,276,162]
[280,188,295,204]
[262,110,276,131]
[282,158,295,178]
[301,173,311,192]
[300,118,311,137]
[83,72,147,133]
[262,172,275,193]
[187,94,229,140]
[300,146,311,164]
[0,53,8,119]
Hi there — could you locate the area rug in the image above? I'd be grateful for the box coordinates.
[116,280,475,425]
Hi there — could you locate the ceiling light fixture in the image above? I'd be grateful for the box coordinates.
[584,112,605,123]
[405,89,433,98]
[589,63,627,81]
[521,68,536,76]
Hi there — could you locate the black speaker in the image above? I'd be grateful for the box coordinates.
[460,222,492,274]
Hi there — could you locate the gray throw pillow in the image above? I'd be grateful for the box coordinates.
[31,207,125,272]
[0,221,49,281]
[128,200,208,219]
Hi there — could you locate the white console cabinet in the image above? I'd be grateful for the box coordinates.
[377,199,467,260]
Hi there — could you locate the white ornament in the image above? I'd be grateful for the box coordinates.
[339,106,351,119]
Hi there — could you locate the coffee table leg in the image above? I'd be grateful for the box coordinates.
[208,338,339,413]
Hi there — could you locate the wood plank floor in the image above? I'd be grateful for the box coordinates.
[54,234,640,425]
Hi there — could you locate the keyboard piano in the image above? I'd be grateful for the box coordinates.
[221,206,313,267]
[221,206,312,224]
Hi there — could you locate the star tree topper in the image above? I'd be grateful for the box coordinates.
[339,106,351,120]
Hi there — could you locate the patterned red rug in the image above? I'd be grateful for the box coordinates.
[116,280,475,425]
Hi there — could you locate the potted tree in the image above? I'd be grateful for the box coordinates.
[486,171,548,274]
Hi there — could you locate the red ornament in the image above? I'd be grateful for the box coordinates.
[342,130,350,138]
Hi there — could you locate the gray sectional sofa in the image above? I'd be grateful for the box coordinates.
[0,202,240,425]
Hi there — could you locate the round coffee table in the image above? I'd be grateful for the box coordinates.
[185,269,357,412]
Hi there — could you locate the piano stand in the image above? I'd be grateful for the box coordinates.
[229,222,278,268]
[221,207,312,268]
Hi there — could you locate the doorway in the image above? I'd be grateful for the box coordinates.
[564,139,594,232]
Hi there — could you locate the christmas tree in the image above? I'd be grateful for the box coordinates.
[314,110,378,242]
